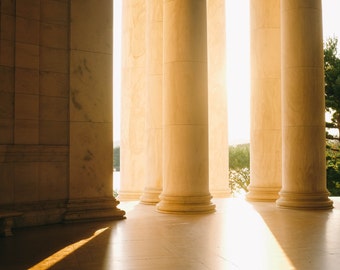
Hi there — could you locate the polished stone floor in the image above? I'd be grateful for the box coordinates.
[1,197,340,270]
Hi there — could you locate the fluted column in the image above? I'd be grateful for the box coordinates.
[157,0,215,214]
[207,0,231,198]
[140,0,163,204]
[119,0,147,201]
[246,0,282,201]
[276,0,333,209]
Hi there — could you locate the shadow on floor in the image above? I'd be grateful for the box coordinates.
[0,220,121,270]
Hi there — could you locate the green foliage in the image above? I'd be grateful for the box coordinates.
[229,144,250,170]
[326,140,340,196]
[324,37,340,140]
[113,146,120,171]
[229,168,250,196]
[229,144,250,195]
[324,37,340,196]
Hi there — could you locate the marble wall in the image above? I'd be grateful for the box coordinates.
[0,0,124,227]
[0,0,69,226]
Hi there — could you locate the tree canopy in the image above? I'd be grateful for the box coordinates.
[229,144,250,170]
[324,36,340,140]
[324,37,340,196]
[229,144,250,195]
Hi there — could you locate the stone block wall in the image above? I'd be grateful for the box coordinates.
[0,0,123,228]
[0,0,70,226]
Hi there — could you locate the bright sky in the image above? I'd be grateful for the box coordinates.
[114,0,340,145]
[226,0,250,145]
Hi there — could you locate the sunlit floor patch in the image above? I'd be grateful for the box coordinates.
[1,198,340,269]
[28,227,109,270]
[215,199,295,269]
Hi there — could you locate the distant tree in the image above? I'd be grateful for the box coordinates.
[113,146,120,171]
[324,37,340,140]
[229,144,250,195]
[229,168,250,195]
[324,37,340,196]
[326,140,340,196]
[229,144,250,170]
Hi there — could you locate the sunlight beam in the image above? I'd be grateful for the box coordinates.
[28,227,109,270]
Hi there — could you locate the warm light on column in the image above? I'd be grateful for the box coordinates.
[207,0,231,198]
[140,0,163,204]
[157,0,215,214]
[246,0,282,202]
[277,0,333,209]
[118,0,147,201]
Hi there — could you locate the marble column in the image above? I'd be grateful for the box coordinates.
[276,0,333,209]
[118,0,147,201]
[157,0,215,214]
[140,0,163,204]
[207,0,231,198]
[65,0,125,222]
[246,0,282,201]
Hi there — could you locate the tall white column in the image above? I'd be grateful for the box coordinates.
[207,0,231,198]
[140,0,163,204]
[276,0,333,209]
[119,0,147,201]
[246,0,282,201]
[157,0,215,214]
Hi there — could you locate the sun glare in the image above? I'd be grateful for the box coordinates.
[114,0,340,145]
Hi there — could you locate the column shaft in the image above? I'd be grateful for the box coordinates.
[140,0,163,204]
[119,0,147,201]
[157,0,215,214]
[277,0,333,209]
[207,0,231,198]
[246,0,282,201]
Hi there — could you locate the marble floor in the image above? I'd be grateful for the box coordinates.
[1,197,340,270]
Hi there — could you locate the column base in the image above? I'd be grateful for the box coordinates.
[140,188,162,205]
[276,191,333,210]
[64,197,125,223]
[210,189,232,198]
[0,211,22,237]
[246,186,281,202]
[156,194,215,214]
[117,191,142,201]
[0,217,14,237]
